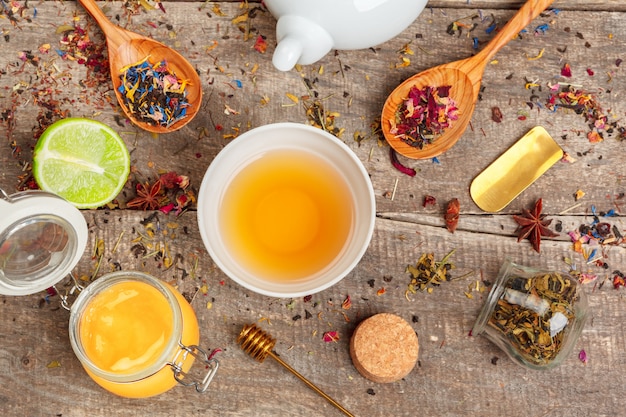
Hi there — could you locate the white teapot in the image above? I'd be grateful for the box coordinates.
[264,0,429,71]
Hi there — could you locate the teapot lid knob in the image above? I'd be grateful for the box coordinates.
[273,16,334,71]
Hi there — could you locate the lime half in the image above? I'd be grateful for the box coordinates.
[33,118,130,209]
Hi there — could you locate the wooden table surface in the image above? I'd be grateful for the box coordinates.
[1,1,625,416]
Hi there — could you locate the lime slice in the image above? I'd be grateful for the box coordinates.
[33,118,130,209]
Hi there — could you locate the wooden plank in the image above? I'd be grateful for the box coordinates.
[68,0,626,12]
[0,210,624,416]
[432,0,625,12]
[2,3,624,216]
[0,2,625,416]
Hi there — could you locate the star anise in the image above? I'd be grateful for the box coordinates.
[127,180,165,210]
[513,198,559,253]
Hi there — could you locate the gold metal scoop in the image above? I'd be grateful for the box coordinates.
[237,323,354,417]
[470,126,563,212]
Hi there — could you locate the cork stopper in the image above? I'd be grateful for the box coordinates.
[349,313,419,383]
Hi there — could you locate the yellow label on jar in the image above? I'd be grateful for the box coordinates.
[79,280,174,375]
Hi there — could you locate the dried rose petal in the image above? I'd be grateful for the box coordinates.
[159,202,175,214]
[160,171,181,189]
[254,35,267,53]
[587,131,603,143]
[393,84,458,148]
[341,295,352,310]
[423,195,437,207]
[390,148,416,177]
[561,63,572,77]
[322,331,339,343]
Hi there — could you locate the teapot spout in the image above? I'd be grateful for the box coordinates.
[273,16,334,71]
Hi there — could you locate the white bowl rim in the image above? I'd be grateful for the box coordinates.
[196,122,375,298]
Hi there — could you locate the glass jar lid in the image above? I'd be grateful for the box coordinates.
[0,189,88,296]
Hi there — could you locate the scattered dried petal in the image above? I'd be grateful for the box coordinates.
[285,93,299,104]
[253,35,267,53]
[445,198,460,233]
[574,189,585,201]
[390,148,416,177]
[491,106,503,123]
[561,63,572,77]
[526,48,545,60]
[323,331,340,343]
[46,360,61,369]
[423,195,437,207]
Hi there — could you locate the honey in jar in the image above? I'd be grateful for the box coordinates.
[69,271,217,398]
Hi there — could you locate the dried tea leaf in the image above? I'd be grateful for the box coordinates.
[406,250,455,294]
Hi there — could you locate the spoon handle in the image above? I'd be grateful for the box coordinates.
[476,0,555,63]
[77,0,133,51]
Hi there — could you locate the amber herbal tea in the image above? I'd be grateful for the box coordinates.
[198,123,375,297]
[219,149,355,283]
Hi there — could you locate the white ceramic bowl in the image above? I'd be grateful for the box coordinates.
[197,123,375,298]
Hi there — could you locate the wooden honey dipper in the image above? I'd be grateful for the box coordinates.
[237,323,354,417]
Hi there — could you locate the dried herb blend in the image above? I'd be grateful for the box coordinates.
[118,57,191,128]
[390,85,459,149]
[406,250,455,295]
[485,270,586,368]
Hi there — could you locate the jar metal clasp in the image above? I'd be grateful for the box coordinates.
[55,272,85,311]
[170,344,220,393]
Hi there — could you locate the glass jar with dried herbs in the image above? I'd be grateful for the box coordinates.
[473,260,588,370]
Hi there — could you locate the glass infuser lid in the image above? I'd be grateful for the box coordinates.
[0,189,88,296]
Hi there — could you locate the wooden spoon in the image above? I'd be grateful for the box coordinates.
[381,0,554,159]
[78,0,202,133]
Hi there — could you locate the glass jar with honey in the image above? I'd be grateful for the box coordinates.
[69,270,217,397]
[0,189,218,397]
